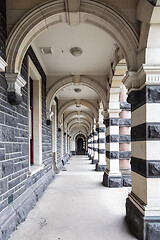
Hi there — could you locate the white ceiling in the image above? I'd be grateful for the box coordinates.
[32,22,116,75]
[65,105,91,113]
[56,84,99,100]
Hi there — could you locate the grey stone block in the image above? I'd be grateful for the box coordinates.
[119,151,131,159]
[92,159,98,164]
[5,115,17,127]
[2,161,14,177]
[125,197,160,240]
[2,126,15,142]
[95,164,106,172]
[122,175,131,187]
[103,172,122,188]
[0,178,7,194]
[0,113,4,124]
[0,170,55,240]
[0,149,5,160]
[0,205,17,240]
[5,143,12,153]
[7,92,22,105]
[119,135,131,143]
[14,163,22,173]
[120,102,131,110]
[146,223,160,240]
[8,177,21,190]
[149,162,160,177]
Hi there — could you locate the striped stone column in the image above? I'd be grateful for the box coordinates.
[124,66,160,240]
[92,127,98,164]
[96,106,106,171]
[88,135,91,158]
[103,109,122,187]
[119,84,131,186]
[90,132,94,161]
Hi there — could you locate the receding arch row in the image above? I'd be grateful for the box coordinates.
[73,132,87,141]
[64,111,94,127]
[70,123,89,133]
[6,0,138,76]
[46,75,107,114]
[58,99,98,123]
[68,119,91,131]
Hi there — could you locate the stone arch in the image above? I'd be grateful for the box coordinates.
[70,123,89,133]
[58,99,98,122]
[46,75,107,113]
[73,132,87,140]
[6,0,138,75]
[110,58,127,89]
[67,118,90,131]
[64,111,94,127]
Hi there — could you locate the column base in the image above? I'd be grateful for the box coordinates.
[103,171,122,187]
[121,170,131,187]
[95,163,106,172]
[126,196,160,240]
[55,161,63,173]
[63,154,70,165]
[71,151,76,155]
[92,158,98,164]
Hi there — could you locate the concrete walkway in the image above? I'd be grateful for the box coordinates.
[10,156,136,240]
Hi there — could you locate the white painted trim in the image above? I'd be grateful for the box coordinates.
[6,0,138,76]
[132,141,160,160]
[28,56,42,172]
[28,164,44,176]
[46,75,107,115]
[0,56,7,72]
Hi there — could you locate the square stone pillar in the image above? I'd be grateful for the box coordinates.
[92,130,98,164]
[88,134,91,159]
[103,110,122,187]
[90,132,94,161]
[96,104,106,171]
[96,126,106,171]
[124,66,160,240]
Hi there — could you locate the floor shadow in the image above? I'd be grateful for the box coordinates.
[123,216,137,238]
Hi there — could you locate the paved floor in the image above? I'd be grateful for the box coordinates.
[10,156,136,240]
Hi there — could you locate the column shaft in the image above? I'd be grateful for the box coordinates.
[103,116,122,187]
[125,70,160,239]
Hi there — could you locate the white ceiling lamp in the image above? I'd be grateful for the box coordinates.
[76,104,81,108]
[70,47,83,57]
[74,88,81,93]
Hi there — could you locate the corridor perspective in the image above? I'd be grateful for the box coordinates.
[9,155,135,240]
[1,1,160,239]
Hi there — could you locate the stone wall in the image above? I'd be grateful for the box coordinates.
[0,46,54,240]
[0,0,6,61]
[55,97,62,170]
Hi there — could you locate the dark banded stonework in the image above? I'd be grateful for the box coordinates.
[126,84,160,240]
[119,86,131,187]
[103,115,122,188]
[92,129,98,164]
[95,121,106,172]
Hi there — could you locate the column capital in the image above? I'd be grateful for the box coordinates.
[5,73,26,105]
[46,110,54,123]
[103,109,121,119]
[123,65,160,93]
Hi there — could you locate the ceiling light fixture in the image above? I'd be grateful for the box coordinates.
[70,47,83,57]
[76,104,81,108]
[74,88,81,93]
